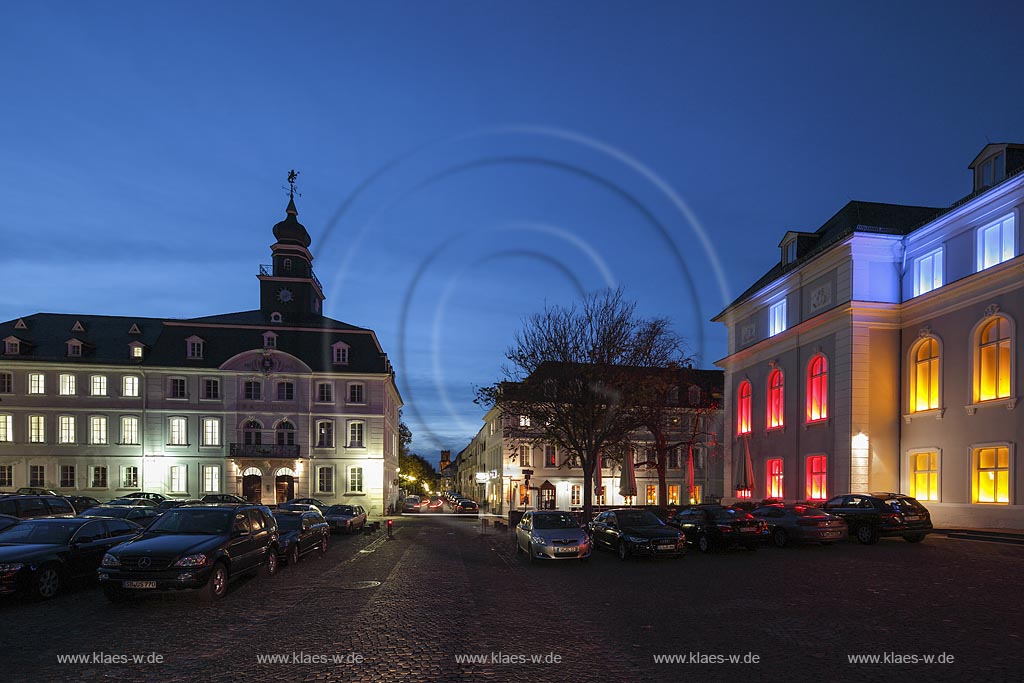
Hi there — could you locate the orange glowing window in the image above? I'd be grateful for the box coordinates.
[767,369,784,428]
[767,458,784,498]
[972,446,1009,504]
[976,317,1011,402]
[911,451,939,502]
[646,485,658,505]
[807,355,828,422]
[806,455,827,500]
[910,338,940,412]
[737,380,752,434]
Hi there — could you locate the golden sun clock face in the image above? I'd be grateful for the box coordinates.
[277,287,293,303]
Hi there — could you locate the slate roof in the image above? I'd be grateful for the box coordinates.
[0,311,391,374]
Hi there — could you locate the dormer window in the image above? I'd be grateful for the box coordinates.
[4,337,21,355]
[263,332,278,348]
[976,152,1005,190]
[128,341,145,359]
[332,342,349,365]
[784,240,797,264]
[66,339,83,357]
[185,335,205,359]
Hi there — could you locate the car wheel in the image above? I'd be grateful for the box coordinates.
[34,565,61,600]
[288,544,300,566]
[527,542,536,564]
[617,540,629,561]
[319,536,328,555]
[103,585,131,603]
[697,533,712,553]
[904,533,926,543]
[855,524,879,545]
[202,562,229,602]
[263,548,279,576]
[516,537,524,554]
[773,528,788,548]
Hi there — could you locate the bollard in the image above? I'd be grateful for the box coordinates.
[386,518,394,540]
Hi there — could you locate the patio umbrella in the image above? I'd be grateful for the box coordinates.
[619,452,637,499]
[594,453,603,501]
[687,445,696,503]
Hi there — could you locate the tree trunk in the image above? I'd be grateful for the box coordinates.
[582,454,595,522]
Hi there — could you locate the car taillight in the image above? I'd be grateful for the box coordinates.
[881,512,900,523]
[718,525,733,532]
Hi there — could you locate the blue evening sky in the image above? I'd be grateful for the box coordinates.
[2,2,1022,465]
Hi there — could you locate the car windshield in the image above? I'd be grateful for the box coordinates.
[884,497,925,514]
[327,506,355,515]
[794,506,827,517]
[274,515,302,532]
[532,513,579,530]
[82,507,129,518]
[147,509,233,534]
[0,520,80,544]
[712,508,751,521]
[615,511,663,527]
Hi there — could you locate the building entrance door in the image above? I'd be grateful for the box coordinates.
[275,475,295,503]
[242,475,263,503]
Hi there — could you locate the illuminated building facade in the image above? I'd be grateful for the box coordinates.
[714,143,1024,529]
[0,196,402,515]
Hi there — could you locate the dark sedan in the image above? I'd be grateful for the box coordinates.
[751,505,848,547]
[323,505,367,534]
[63,496,103,514]
[670,505,768,553]
[588,509,685,560]
[0,517,142,599]
[106,498,159,508]
[116,492,169,503]
[453,499,479,514]
[273,510,329,565]
[81,505,162,529]
[822,493,933,544]
[156,499,204,512]
[201,494,246,504]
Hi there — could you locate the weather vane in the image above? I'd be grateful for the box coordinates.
[284,169,301,199]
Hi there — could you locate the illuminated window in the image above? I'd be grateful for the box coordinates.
[596,486,606,505]
[122,376,139,397]
[29,415,45,443]
[202,417,221,446]
[0,414,11,442]
[806,455,827,500]
[518,444,532,467]
[807,355,828,422]
[767,458,784,498]
[571,485,581,506]
[58,415,76,444]
[913,248,943,296]
[976,214,1015,272]
[910,338,940,412]
[203,465,220,493]
[348,421,364,448]
[737,380,752,434]
[972,446,1010,504]
[769,300,787,336]
[348,466,364,493]
[690,484,702,505]
[646,485,658,505]
[975,316,1012,402]
[545,445,556,467]
[130,344,143,359]
[122,466,138,489]
[519,414,531,427]
[28,373,45,395]
[168,417,187,446]
[169,465,187,493]
[90,375,107,396]
[90,416,107,445]
[59,373,76,396]
[121,416,139,445]
[767,369,784,429]
[910,451,939,502]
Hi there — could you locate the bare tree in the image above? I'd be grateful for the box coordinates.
[476,289,686,520]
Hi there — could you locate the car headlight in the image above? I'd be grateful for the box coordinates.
[100,554,120,568]
[173,553,208,567]
[0,563,24,572]
[625,535,648,544]
[531,535,546,545]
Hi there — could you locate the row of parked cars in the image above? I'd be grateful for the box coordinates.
[401,492,479,514]
[0,491,373,601]
[514,492,934,563]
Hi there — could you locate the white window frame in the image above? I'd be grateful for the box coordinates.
[120,416,140,445]
[89,415,107,445]
[316,420,334,448]
[244,380,262,401]
[122,375,140,397]
[5,339,19,355]
[89,465,108,489]
[60,464,76,488]
[169,465,187,493]
[66,341,82,357]
[202,465,221,493]
[332,342,349,365]
[0,371,11,394]
[0,464,11,488]
[347,466,364,494]
[317,466,334,494]
[121,465,139,489]
[316,382,333,403]
[201,377,220,400]
[976,213,1016,272]
[0,414,12,443]
[348,421,365,448]
[58,415,76,444]
[29,464,45,487]
[168,417,188,446]
[202,417,221,446]
[90,374,107,397]
[29,415,45,443]
[913,247,944,297]
[28,372,45,395]
[186,336,205,359]
[769,299,787,336]
[168,377,187,399]
[348,383,365,404]
[59,373,76,396]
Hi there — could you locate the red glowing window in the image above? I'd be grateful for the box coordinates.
[767,458,784,498]
[767,369,784,428]
[737,380,752,434]
[806,354,828,422]
[806,455,827,500]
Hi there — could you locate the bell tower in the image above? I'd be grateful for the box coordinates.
[258,170,325,319]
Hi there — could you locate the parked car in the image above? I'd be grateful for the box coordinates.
[0,517,142,599]
[80,505,162,529]
[115,492,169,503]
[401,496,421,513]
[427,497,445,511]
[323,505,367,534]
[821,493,933,544]
[453,499,479,514]
[588,509,685,560]
[0,495,76,519]
[98,503,280,602]
[155,499,204,512]
[669,505,767,553]
[272,510,329,565]
[286,498,329,509]
[63,496,103,514]
[515,510,591,562]
[15,487,59,496]
[751,504,848,547]
[277,503,324,515]
[201,494,246,504]
[0,514,20,532]
[105,498,159,508]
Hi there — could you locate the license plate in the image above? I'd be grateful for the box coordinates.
[740,527,755,533]
[555,547,578,554]
[821,531,841,538]
[905,515,920,521]
[123,580,157,589]
[656,545,675,551]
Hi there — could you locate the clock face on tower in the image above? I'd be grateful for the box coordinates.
[277,288,293,303]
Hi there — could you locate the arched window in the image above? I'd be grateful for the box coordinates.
[910,338,940,412]
[243,420,262,446]
[976,316,1011,402]
[737,380,752,434]
[807,354,828,422]
[276,420,295,446]
[283,258,292,271]
[767,369,784,429]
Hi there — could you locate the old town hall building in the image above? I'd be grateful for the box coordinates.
[0,193,402,515]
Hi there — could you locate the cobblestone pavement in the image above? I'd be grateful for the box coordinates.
[3,515,1023,683]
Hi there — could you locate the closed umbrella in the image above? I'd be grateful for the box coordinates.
[594,453,603,502]
[619,452,637,500]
